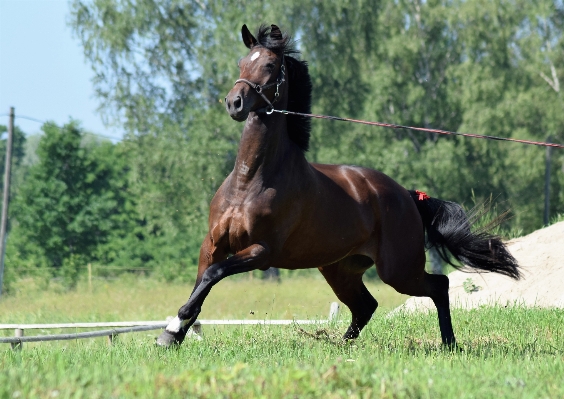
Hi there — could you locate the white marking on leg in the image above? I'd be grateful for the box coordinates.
[166,316,187,333]
[251,51,260,61]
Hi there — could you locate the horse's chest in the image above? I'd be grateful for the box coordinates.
[213,189,277,253]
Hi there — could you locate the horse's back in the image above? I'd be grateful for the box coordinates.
[311,163,416,220]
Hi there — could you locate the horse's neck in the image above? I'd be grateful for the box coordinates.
[231,112,301,187]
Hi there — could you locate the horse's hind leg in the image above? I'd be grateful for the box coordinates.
[426,273,456,346]
[318,255,377,339]
[375,230,457,347]
[389,270,456,347]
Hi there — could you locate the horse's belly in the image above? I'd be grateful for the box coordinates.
[273,213,374,270]
[271,164,382,269]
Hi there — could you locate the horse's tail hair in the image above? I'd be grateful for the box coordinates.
[408,190,520,280]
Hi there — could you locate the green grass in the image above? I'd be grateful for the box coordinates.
[1,277,563,398]
[550,213,564,225]
[0,274,407,323]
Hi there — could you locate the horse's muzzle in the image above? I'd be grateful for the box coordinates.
[225,91,249,121]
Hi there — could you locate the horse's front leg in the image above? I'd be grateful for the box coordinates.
[156,243,270,347]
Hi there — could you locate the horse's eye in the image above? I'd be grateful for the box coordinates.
[237,57,243,67]
[265,63,275,71]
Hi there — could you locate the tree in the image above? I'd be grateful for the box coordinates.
[9,121,141,285]
[68,0,564,253]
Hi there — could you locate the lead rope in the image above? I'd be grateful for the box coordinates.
[273,109,564,149]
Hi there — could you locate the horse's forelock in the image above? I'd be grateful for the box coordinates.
[255,24,298,56]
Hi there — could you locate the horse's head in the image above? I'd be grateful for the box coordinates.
[225,24,287,121]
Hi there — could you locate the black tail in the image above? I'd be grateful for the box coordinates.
[408,190,520,280]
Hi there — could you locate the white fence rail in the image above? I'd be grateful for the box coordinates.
[0,302,340,349]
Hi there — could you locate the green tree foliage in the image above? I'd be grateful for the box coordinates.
[68,0,295,278]
[68,0,564,242]
[7,122,143,285]
[6,0,559,286]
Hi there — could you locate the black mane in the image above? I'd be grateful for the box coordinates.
[255,25,312,152]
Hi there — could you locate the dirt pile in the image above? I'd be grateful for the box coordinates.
[400,220,564,311]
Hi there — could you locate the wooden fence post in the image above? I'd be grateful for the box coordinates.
[328,302,340,321]
[192,322,202,336]
[11,328,23,350]
[88,263,92,293]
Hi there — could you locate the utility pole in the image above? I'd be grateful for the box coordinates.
[0,107,15,297]
[544,136,552,226]
[429,247,443,275]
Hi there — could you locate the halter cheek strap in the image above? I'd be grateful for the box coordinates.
[234,60,286,115]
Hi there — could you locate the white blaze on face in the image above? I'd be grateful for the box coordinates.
[250,51,260,62]
[166,316,187,333]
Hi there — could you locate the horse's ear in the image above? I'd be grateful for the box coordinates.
[241,24,258,49]
[270,24,283,40]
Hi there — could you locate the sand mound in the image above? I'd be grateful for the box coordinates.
[399,220,564,312]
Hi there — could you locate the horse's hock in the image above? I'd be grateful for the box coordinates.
[400,220,564,311]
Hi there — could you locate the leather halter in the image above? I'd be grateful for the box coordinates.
[234,58,286,115]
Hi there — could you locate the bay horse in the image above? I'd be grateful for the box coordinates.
[157,24,519,348]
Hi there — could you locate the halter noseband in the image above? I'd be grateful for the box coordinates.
[234,58,286,115]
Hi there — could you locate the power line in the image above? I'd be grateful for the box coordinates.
[15,115,46,125]
[1,113,125,142]
[17,115,125,142]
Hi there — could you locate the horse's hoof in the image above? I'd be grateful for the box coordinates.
[342,327,360,340]
[453,344,463,353]
[443,341,462,352]
[155,330,184,347]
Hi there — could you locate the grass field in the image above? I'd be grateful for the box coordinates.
[1,276,563,398]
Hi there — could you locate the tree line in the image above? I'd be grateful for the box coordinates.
[1,0,562,290]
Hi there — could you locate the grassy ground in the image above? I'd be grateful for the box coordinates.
[0,274,407,323]
[1,276,563,398]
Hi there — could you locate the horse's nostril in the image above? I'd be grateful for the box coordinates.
[234,96,242,110]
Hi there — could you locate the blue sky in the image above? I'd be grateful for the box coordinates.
[0,0,123,141]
